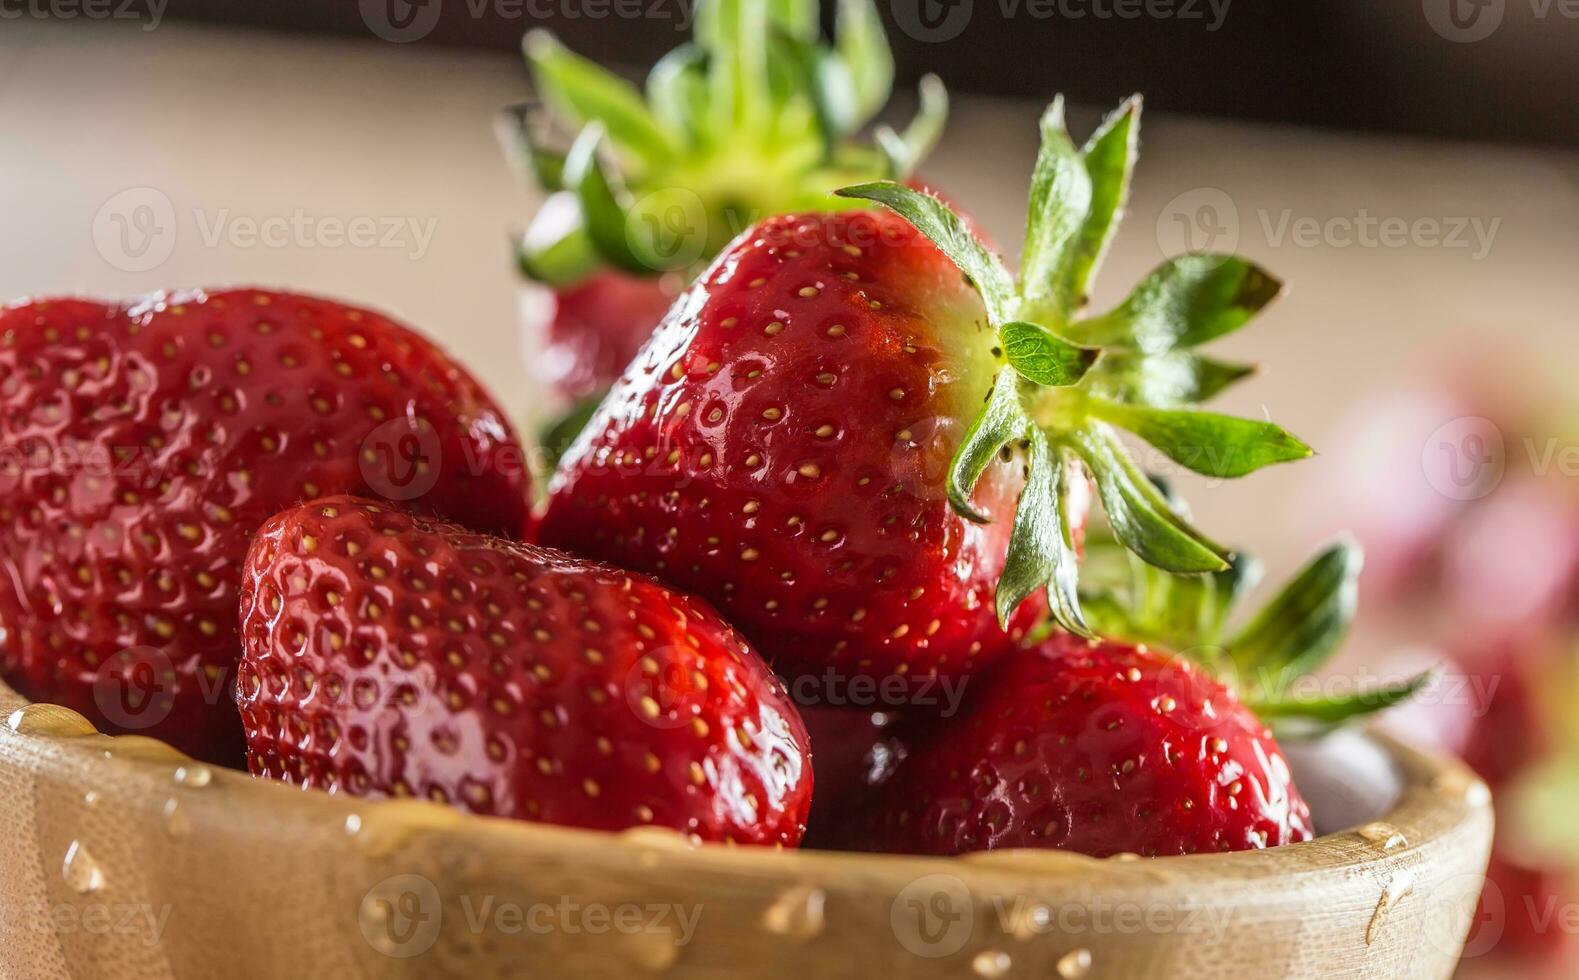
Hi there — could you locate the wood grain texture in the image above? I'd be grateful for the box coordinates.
[0,680,1491,979]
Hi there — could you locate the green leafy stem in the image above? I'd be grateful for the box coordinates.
[838,96,1313,636]
[1081,533,1430,735]
[502,0,948,285]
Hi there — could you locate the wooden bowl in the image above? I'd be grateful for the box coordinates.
[0,680,1490,979]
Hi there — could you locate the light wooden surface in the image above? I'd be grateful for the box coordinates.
[0,680,1492,979]
[4,19,1578,583]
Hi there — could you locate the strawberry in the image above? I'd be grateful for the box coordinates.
[503,0,949,406]
[0,289,530,764]
[237,495,812,845]
[540,97,1306,686]
[520,269,681,403]
[844,540,1426,856]
[798,704,908,847]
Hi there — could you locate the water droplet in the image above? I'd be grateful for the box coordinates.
[163,798,190,838]
[173,764,213,788]
[1007,902,1051,940]
[761,884,826,939]
[1056,948,1093,978]
[1432,769,1491,806]
[62,840,104,894]
[1356,822,1408,851]
[615,929,680,972]
[972,949,1011,977]
[6,704,96,737]
[82,791,99,809]
[1366,870,1417,945]
[344,814,363,835]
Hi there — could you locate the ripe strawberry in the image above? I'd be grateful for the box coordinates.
[238,495,812,845]
[798,704,908,847]
[504,0,949,405]
[520,269,681,403]
[541,97,1306,684]
[0,289,531,764]
[845,540,1426,856]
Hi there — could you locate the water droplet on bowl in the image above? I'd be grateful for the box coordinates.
[1432,769,1491,806]
[616,928,681,972]
[972,949,1011,977]
[163,798,190,838]
[1007,902,1051,940]
[173,764,213,788]
[761,884,826,939]
[7,704,96,737]
[344,814,363,835]
[62,840,104,894]
[82,790,99,809]
[1056,948,1093,978]
[1356,822,1408,851]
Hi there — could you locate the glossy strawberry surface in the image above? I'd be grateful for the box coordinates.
[852,634,1313,857]
[0,289,530,763]
[541,209,1077,685]
[238,496,812,845]
[798,704,909,848]
[522,270,680,402]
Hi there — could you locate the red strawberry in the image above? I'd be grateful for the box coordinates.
[520,270,680,403]
[506,1,949,404]
[542,205,1043,683]
[798,704,909,848]
[238,495,811,845]
[0,289,530,764]
[541,97,1304,685]
[1476,850,1575,966]
[844,540,1425,856]
[1461,647,1551,789]
[858,634,1314,856]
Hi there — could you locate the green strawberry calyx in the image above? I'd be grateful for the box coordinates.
[837,95,1312,637]
[501,0,946,285]
[1077,532,1430,736]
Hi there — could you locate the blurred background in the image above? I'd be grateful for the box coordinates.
[4,3,1578,974]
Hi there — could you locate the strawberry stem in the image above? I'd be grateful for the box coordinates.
[838,95,1310,634]
[513,0,944,282]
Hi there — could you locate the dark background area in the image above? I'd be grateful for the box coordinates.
[140,0,1578,147]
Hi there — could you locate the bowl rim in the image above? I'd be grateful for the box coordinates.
[0,682,1490,886]
[0,682,1496,978]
